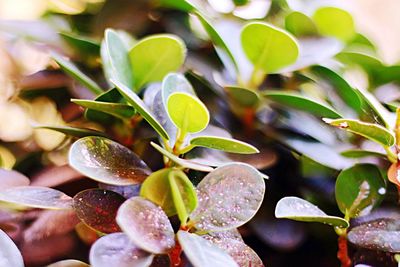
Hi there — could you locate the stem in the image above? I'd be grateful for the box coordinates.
[395,107,400,147]
[337,235,351,267]
[248,66,265,89]
[384,146,397,163]
[169,241,183,267]
[173,128,187,155]
[243,107,255,136]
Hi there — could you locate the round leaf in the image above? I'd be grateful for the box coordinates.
[189,136,259,154]
[89,232,154,267]
[161,73,196,108]
[285,11,317,37]
[116,197,175,254]
[190,163,265,231]
[241,22,299,73]
[0,186,73,210]
[73,189,126,233]
[275,196,349,228]
[313,7,355,42]
[167,92,210,134]
[335,164,386,218]
[0,229,24,267]
[69,136,151,186]
[0,169,30,190]
[129,34,186,90]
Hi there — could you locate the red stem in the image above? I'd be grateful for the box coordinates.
[337,235,351,267]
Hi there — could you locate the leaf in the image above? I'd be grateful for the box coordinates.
[52,53,103,95]
[158,0,196,12]
[275,196,349,228]
[161,73,196,108]
[313,7,355,42]
[340,149,387,159]
[111,79,170,140]
[73,189,126,233]
[104,29,135,90]
[35,125,107,138]
[264,91,342,118]
[241,22,299,73]
[189,136,259,154]
[116,197,175,254]
[0,229,24,267]
[69,136,151,185]
[0,169,30,190]
[60,31,100,56]
[177,231,238,267]
[323,118,395,147]
[285,11,317,37]
[129,34,186,90]
[89,232,154,267]
[73,99,135,120]
[347,218,400,253]
[190,163,265,231]
[150,142,214,172]
[167,92,210,134]
[47,259,90,267]
[0,186,73,210]
[335,164,386,218]
[225,86,260,107]
[140,168,197,223]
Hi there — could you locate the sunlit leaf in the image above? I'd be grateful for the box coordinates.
[116,197,175,254]
[161,73,196,108]
[0,186,73,210]
[177,231,238,267]
[0,169,30,189]
[285,11,317,37]
[47,259,90,267]
[167,92,210,134]
[129,34,186,90]
[241,22,299,73]
[190,163,265,231]
[225,86,260,107]
[69,136,151,185]
[89,232,154,267]
[0,229,24,267]
[323,118,395,147]
[73,189,126,233]
[36,125,107,138]
[189,136,259,154]
[313,7,355,42]
[73,99,135,120]
[275,196,349,228]
[335,164,386,218]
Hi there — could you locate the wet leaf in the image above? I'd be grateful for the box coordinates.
[116,197,175,254]
[189,136,259,154]
[241,22,299,73]
[335,164,386,218]
[313,7,355,42]
[73,99,135,120]
[0,229,24,267]
[0,186,73,210]
[177,231,238,267]
[0,169,30,189]
[275,196,349,228]
[167,92,210,134]
[190,163,265,231]
[36,125,107,138]
[69,136,151,185]
[89,232,154,267]
[73,189,126,233]
[47,259,90,267]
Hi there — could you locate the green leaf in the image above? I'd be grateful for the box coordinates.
[111,79,170,140]
[190,163,265,231]
[0,229,24,267]
[116,196,175,254]
[60,31,100,56]
[0,186,73,210]
[313,7,355,42]
[89,233,154,267]
[158,0,196,11]
[263,91,342,118]
[275,196,349,228]
[340,149,387,159]
[335,164,386,218]
[150,142,214,172]
[323,118,395,147]
[177,231,238,267]
[73,99,135,120]
[225,86,260,107]
[241,22,299,73]
[52,53,103,95]
[69,136,151,186]
[35,125,107,138]
[105,29,135,90]
[189,136,259,154]
[167,92,210,134]
[162,73,196,108]
[129,34,186,90]
[285,11,317,37]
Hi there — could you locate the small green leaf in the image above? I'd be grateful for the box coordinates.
[47,259,89,267]
[116,197,175,254]
[129,34,186,90]
[35,125,107,138]
[285,11,317,37]
[340,149,387,159]
[323,118,395,147]
[313,7,355,42]
[241,22,299,73]
[111,79,170,140]
[275,197,349,228]
[52,53,103,95]
[69,136,151,186]
[335,164,386,218]
[162,73,196,108]
[0,229,24,267]
[167,92,210,134]
[177,231,238,267]
[225,86,260,107]
[189,136,259,154]
[73,99,135,120]
[60,31,100,56]
[264,91,342,118]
